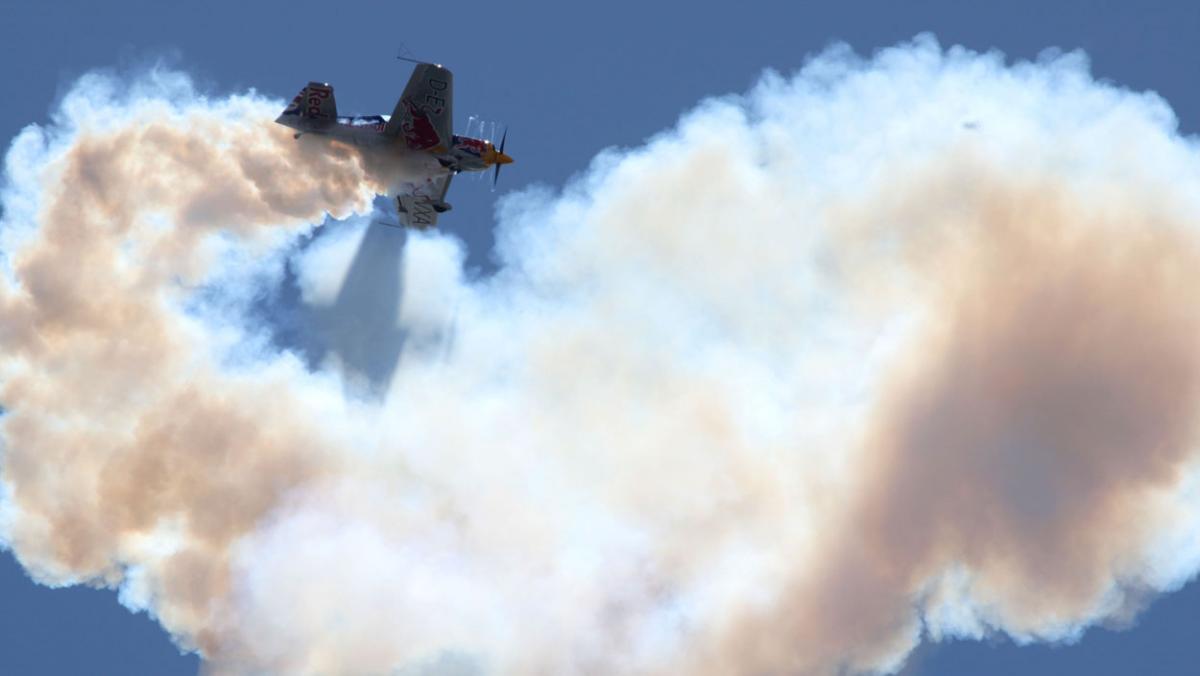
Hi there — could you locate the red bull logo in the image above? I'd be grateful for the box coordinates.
[402,99,441,150]
[453,136,487,157]
[305,86,331,117]
[282,84,332,119]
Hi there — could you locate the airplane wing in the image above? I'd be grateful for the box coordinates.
[385,63,453,152]
[395,173,454,230]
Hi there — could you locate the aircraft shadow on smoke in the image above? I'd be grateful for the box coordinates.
[299,218,408,396]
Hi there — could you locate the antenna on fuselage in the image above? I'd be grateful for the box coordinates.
[396,45,430,66]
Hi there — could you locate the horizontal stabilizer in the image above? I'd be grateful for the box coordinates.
[277,82,338,125]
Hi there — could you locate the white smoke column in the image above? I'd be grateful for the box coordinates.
[6,37,1200,675]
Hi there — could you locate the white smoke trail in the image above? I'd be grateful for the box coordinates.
[5,37,1200,675]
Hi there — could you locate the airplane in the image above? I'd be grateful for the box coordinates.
[275,62,512,229]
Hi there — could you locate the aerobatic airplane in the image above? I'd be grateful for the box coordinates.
[275,62,512,229]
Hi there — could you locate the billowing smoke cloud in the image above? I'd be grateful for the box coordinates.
[5,37,1200,674]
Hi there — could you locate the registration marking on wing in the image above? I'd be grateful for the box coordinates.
[398,195,438,229]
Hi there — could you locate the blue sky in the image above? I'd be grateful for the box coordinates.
[2,1,1199,673]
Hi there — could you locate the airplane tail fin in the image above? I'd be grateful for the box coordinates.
[277,82,338,124]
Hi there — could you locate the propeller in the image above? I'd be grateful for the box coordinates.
[492,127,509,189]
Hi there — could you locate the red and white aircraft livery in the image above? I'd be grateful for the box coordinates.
[275,62,512,229]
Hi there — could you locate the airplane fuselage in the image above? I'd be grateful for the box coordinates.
[274,65,511,229]
[276,113,504,175]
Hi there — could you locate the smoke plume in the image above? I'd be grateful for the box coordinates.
[5,38,1200,674]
